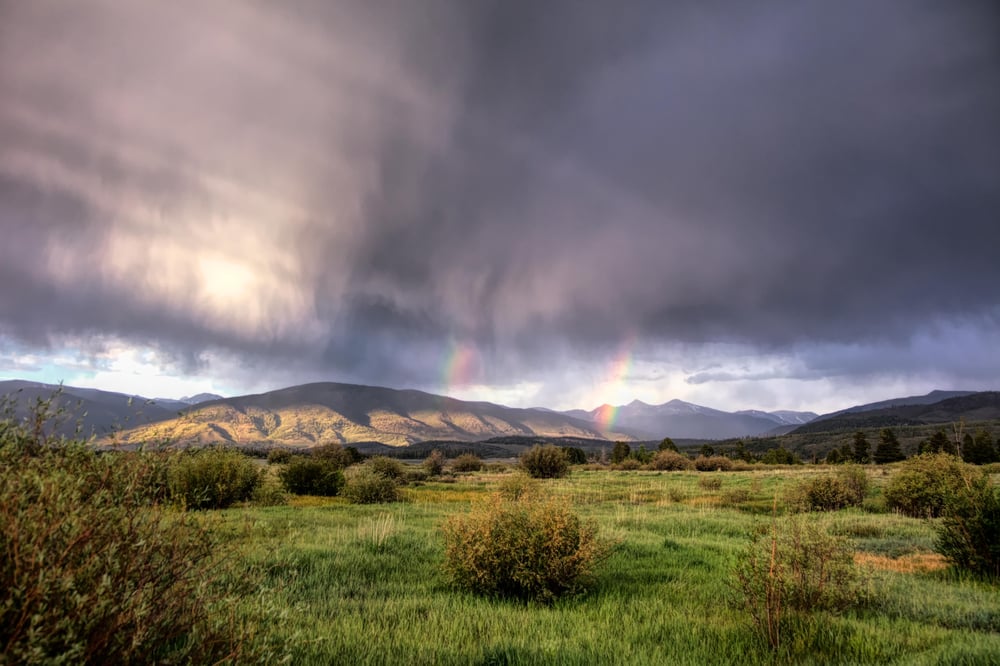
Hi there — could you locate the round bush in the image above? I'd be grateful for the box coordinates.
[423,449,445,476]
[279,456,345,496]
[168,448,262,510]
[266,447,293,464]
[343,466,401,504]
[441,495,611,602]
[792,466,869,512]
[883,453,977,518]
[366,455,406,480]
[520,444,570,479]
[650,450,694,471]
[451,453,483,472]
[694,455,733,472]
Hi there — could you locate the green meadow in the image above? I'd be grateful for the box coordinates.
[214,467,1000,665]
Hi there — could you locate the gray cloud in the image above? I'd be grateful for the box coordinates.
[1,0,998,397]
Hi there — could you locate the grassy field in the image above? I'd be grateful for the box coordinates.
[211,467,1000,665]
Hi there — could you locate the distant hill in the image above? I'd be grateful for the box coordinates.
[103,382,627,447]
[179,392,224,404]
[791,391,1000,434]
[566,399,817,440]
[0,380,184,438]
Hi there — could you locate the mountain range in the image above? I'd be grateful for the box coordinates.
[0,379,992,448]
[790,391,1000,434]
[563,400,816,440]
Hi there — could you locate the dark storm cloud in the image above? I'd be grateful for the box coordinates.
[1,0,998,391]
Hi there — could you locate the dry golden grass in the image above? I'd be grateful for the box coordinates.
[853,551,949,574]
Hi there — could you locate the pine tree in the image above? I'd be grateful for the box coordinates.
[873,428,905,464]
[659,437,679,452]
[923,430,953,455]
[852,431,870,463]
[611,441,631,464]
[963,429,999,465]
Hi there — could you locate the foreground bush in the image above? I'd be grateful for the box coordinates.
[0,419,249,663]
[280,455,345,496]
[935,473,1000,579]
[168,447,263,509]
[792,466,868,511]
[732,517,866,651]
[343,465,401,504]
[520,444,570,478]
[883,453,975,518]
[441,494,611,602]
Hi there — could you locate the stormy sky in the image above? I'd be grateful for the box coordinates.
[1,0,998,413]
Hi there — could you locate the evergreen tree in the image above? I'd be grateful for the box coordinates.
[658,437,679,452]
[873,428,905,464]
[610,441,631,464]
[699,444,715,458]
[634,445,653,464]
[852,431,870,464]
[825,448,843,464]
[732,440,753,462]
[961,433,974,460]
[839,443,853,462]
[923,430,953,455]
[963,429,999,465]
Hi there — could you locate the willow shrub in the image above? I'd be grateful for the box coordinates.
[441,493,611,602]
[519,444,570,479]
[280,455,345,496]
[789,466,869,511]
[167,447,262,509]
[0,419,251,664]
[883,453,976,518]
[732,517,866,651]
[343,465,402,504]
[936,473,1000,579]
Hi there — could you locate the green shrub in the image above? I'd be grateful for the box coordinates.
[792,466,869,512]
[311,442,362,467]
[520,444,570,478]
[883,453,975,518]
[0,417,250,663]
[694,455,734,472]
[279,456,345,496]
[441,494,611,602]
[266,447,293,464]
[451,453,483,472]
[423,449,446,476]
[616,457,642,470]
[732,517,866,651]
[250,476,288,506]
[649,450,694,471]
[343,466,401,504]
[367,455,406,481]
[935,473,1000,579]
[562,446,588,465]
[497,472,540,501]
[168,447,262,509]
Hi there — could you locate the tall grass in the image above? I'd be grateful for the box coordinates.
[212,468,1000,664]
